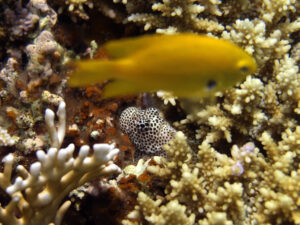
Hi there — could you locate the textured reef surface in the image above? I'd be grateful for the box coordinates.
[0,0,299,225]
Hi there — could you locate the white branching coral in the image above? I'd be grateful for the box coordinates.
[115,0,224,34]
[65,0,94,20]
[45,101,66,149]
[133,192,195,225]
[122,131,300,225]
[0,102,121,225]
[156,91,177,106]
[0,127,18,147]
[221,18,300,66]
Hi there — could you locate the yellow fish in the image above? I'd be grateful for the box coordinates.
[68,33,257,98]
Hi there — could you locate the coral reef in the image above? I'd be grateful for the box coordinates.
[122,131,300,225]
[0,0,69,156]
[114,0,224,34]
[0,0,299,224]
[25,30,67,78]
[109,1,299,224]
[0,102,120,225]
[0,127,18,147]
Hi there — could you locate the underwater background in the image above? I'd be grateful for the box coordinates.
[0,0,299,224]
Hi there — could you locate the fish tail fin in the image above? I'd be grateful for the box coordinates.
[68,59,119,87]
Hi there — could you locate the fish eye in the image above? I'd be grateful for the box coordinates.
[206,79,217,90]
[239,66,249,73]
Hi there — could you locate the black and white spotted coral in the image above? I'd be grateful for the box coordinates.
[120,107,176,160]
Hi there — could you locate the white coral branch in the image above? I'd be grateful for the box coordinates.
[45,101,66,149]
[0,102,121,225]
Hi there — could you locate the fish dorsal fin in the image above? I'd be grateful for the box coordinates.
[103,34,164,59]
[103,33,204,59]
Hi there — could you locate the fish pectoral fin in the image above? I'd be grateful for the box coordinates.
[102,79,142,98]
[104,35,162,59]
